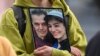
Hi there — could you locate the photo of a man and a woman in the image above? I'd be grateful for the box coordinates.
[29,8,70,52]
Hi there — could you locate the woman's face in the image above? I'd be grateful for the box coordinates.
[48,19,66,40]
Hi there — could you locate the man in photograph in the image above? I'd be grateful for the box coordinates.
[31,9,51,48]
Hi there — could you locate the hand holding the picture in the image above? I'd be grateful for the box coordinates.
[71,46,81,56]
[34,46,53,56]
[41,0,51,7]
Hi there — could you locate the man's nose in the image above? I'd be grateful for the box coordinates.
[39,25,43,29]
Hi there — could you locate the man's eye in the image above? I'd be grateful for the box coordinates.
[42,23,46,26]
[34,23,39,26]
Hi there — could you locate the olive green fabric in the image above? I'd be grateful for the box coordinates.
[0,0,87,56]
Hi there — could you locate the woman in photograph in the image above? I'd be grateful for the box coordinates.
[44,10,71,52]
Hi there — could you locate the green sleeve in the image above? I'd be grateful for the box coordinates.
[67,6,87,56]
[55,0,87,56]
[52,48,71,56]
[0,8,34,56]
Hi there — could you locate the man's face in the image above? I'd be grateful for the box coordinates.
[32,14,48,39]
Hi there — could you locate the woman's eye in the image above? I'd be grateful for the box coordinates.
[54,24,59,27]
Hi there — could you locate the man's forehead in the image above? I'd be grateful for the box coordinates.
[32,15,46,23]
[32,14,45,17]
[32,15,45,20]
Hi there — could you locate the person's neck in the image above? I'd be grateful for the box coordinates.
[32,0,52,7]
[58,34,67,42]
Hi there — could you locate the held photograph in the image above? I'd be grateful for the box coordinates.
[29,8,70,52]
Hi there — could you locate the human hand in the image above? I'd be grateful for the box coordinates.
[71,46,81,56]
[41,0,51,7]
[34,46,53,56]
